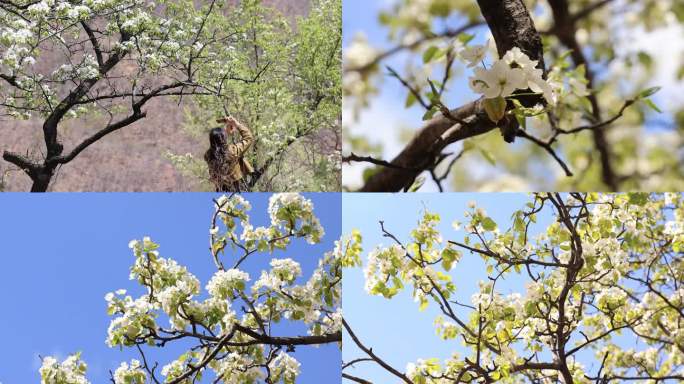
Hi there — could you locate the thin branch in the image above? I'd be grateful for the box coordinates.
[343,318,414,384]
[516,130,573,176]
[343,152,422,171]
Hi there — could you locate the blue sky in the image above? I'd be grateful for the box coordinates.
[342,0,684,190]
[342,193,535,381]
[0,192,341,384]
[341,193,625,382]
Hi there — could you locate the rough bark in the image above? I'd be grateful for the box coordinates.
[360,0,543,192]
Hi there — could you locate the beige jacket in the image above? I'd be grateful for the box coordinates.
[205,121,254,188]
[225,121,254,181]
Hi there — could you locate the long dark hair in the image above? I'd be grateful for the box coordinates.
[208,127,227,161]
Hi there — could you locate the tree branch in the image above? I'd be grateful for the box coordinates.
[343,318,413,384]
[358,0,544,192]
[547,0,618,190]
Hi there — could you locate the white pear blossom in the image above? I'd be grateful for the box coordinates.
[460,42,488,67]
[345,33,377,69]
[113,360,146,384]
[268,351,301,384]
[206,268,250,299]
[41,194,339,384]
[469,59,526,99]
[503,47,538,70]
[39,354,90,384]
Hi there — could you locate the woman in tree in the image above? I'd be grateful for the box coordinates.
[205,116,254,192]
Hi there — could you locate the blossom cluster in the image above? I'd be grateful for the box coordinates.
[36,194,341,384]
[268,193,325,244]
[206,268,251,299]
[105,291,156,347]
[268,352,301,384]
[467,46,555,105]
[209,350,265,383]
[112,360,146,384]
[352,193,684,382]
[39,354,90,384]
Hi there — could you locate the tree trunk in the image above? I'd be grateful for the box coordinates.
[30,169,53,192]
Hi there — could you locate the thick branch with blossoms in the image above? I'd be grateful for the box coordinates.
[355,0,544,192]
[343,192,684,383]
[344,0,664,192]
[0,0,271,191]
[38,193,342,384]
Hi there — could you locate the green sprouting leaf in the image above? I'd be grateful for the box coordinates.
[428,79,440,99]
[457,32,475,44]
[426,91,439,104]
[643,98,662,113]
[637,51,653,68]
[513,212,525,232]
[419,297,429,311]
[628,192,649,206]
[422,108,437,121]
[637,86,661,99]
[407,176,426,192]
[405,92,417,108]
[378,12,391,25]
[441,247,460,271]
[482,217,497,231]
[483,96,507,123]
[423,45,439,63]
[515,112,526,130]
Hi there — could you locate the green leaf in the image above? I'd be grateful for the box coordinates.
[423,46,439,63]
[628,192,649,206]
[422,108,437,121]
[483,96,507,123]
[637,86,661,99]
[643,98,662,113]
[457,32,475,44]
[513,213,525,232]
[407,176,426,192]
[419,297,429,311]
[482,217,497,231]
[405,92,417,108]
[515,112,526,130]
[440,247,460,271]
[637,51,653,68]
[378,12,391,25]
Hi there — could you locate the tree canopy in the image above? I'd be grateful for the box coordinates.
[0,0,340,191]
[38,193,342,384]
[343,192,684,383]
